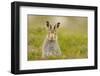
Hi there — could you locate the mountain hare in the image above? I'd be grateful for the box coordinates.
[42,21,62,58]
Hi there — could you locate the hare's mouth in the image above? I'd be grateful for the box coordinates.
[49,39,55,42]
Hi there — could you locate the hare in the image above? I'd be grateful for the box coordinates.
[42,21,62,58]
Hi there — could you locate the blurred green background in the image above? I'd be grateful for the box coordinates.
[28,15,88,61]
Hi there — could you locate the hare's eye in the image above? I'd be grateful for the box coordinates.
[54,25,56,30]
[49,25,52,29]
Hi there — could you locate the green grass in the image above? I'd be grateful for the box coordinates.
[28,16,88,61]
[28,26,88,60]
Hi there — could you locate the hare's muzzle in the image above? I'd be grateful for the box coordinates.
[48,32,56,41]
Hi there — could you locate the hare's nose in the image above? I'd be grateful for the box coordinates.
[51,31,54,33]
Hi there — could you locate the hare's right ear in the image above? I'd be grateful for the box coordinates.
[57,22,60,28]
[46,21,49,28]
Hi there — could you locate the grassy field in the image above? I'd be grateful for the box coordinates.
[28,15,88,61]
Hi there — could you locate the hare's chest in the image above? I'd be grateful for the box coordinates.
[47,41,57,51]
[44,41,60,52]
[43,40,61,57]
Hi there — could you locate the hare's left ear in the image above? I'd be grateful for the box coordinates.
[57,22,60,28]
[46,21,49,28]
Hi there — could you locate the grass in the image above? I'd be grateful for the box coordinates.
[28,16,88,61]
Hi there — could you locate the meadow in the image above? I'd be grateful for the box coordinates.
[28,15,88,60]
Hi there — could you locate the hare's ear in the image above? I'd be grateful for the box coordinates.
[57,22,60,28]
[46,21,49,28]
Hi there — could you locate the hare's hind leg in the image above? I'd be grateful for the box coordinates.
[42,49,49,59]
[54,50,62,56]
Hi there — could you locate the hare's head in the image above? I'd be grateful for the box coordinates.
[46,21,60,41]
